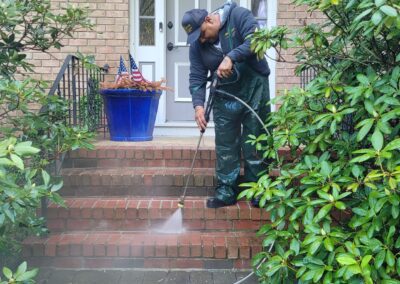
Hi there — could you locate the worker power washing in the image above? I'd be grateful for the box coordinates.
[180,1,271,209]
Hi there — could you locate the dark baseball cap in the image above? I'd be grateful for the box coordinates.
[181,9,208,44]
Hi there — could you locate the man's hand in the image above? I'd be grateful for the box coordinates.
[217,56,233,78]
[194,106,207,131]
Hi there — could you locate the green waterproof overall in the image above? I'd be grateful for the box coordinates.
[213,63,270,204]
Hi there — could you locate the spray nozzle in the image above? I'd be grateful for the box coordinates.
[177,197,184,208]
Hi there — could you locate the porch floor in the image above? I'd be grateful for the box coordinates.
[94,135,215,148]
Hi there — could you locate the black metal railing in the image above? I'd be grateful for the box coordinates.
[48,54,107,131]
[41,55,107,223]
[300,67,316,89]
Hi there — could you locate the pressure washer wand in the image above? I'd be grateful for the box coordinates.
[178,77,218,208]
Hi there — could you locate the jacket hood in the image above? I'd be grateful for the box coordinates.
[219,1,237,28]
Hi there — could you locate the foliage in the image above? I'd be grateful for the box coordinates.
[246,0,400,283]
[0,262,38,284]
[0,0,95,272]
[0,0,93,80]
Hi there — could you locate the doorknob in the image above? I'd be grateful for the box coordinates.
[167,42,176,51]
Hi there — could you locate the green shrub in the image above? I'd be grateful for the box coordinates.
[0,262,38,284]
[0,0,95,277]
[245,0,400,282]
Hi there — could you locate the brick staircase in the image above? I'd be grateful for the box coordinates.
[23,138,269,270]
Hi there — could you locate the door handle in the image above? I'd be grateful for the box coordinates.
[167,42,176,51]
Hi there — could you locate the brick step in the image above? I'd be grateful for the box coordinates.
[64,144,295,170]
[64,145,216,169]
[23,231,262,269]
[60,167,279,197]
[60,167,215,196]
[46,197,269,232]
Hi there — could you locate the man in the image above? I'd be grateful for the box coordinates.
[181,1,270,208]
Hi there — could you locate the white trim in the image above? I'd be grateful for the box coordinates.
[158,0,167,124]
[154,122,215,136]
[129,1,135,56]
[266,0,277,112]
[174,62,192,102]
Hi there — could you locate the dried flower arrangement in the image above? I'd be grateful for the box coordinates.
[100,54,172,92]
[100,75,171,91]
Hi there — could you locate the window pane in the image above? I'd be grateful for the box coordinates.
[140,0,154,16]
[140,19,155,46]
[251,0,267,27]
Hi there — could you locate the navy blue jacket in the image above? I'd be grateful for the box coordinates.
[189,2,270,108]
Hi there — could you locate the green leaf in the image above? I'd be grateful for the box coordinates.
[290,205,307,221]
[51,182,63,192]
[15,268,38,281]
[364,100,375,115]
[386,250,395,267]
[324,237,334,252]
[375,0,385,7]
[361,255,372,269]
[15,261,27,277]
[371,129,383,151]
[296,266,307,278]
[384,138,400,151]
[335,201,346,210]
[313,268,325,283]
[397,258,400,276]
[320,161,332,177]
[357,74,370,85]
[323,272,332,284]
[14,141,40,156]
[302,269,316,281]
[375,250,386,269]
[371,11,383,25]
[290,238,300,255]
[392,205,400,219]
[309,239,322,254]
[10,153,24,170]
[380,5,398,17]
[357,119,374,141]
[0,158,14,167]
[314,204,333,223]
[2,267,12,280]
[337,255,358,265]
[42,170,50,186]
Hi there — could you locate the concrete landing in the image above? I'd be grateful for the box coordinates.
[36,268,259,284]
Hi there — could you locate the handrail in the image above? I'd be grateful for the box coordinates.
[40,54,107,225]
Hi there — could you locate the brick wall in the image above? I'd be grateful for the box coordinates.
[276,0,324,96]
[27,0,129,83]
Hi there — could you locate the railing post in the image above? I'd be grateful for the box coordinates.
[71,57,78,125]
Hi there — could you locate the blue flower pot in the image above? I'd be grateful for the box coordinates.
[100,89,162,141]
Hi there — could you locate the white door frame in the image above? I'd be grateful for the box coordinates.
[129,0,277,136]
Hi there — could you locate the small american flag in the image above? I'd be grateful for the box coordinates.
[115,56,129,83]
[129,53,147,82]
